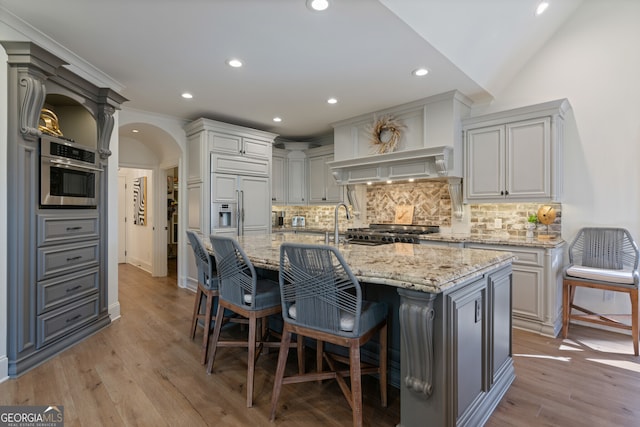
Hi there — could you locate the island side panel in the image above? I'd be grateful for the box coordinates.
[398,264,514,427]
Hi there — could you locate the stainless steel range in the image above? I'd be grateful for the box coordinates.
[346,224,440,245]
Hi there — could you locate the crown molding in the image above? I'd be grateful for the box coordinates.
[0,6,124,92]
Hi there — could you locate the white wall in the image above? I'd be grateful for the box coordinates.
[118,109,189,286]
[479,0,640,314]
[121,168,154,273]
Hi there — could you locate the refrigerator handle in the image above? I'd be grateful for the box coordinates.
[240,190,245,235]
[236,189,241,235]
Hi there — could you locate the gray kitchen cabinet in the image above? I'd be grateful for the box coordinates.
[447,277,487,423]
[210,131,271,159]
[466,242,564,337]
[36,213,102,350]
[185,118,277,240]
[271,148,309,206]
[400,264,514,427]
[286,152,307,205]
[463,99,570,203]
[308,145,343,204]
[271,148,286,203]
[3,42,122,376]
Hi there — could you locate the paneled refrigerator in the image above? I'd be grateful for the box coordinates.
[211,172,271,236]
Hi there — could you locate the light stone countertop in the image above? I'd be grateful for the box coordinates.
[221,233,515,294]
[273,227,565,248]
[418,232,565,248]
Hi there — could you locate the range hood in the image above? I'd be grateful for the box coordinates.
[328,146,454,185]
[328,146,464,219]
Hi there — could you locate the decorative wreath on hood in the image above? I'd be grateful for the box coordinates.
[369,115,405,154]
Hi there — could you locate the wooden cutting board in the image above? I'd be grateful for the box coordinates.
[394,205,414,224]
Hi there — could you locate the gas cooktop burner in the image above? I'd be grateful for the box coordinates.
[346,224,440,244]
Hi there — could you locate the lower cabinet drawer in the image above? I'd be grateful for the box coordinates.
[37,268,100,314]
[37,240,99,280]
[37,295,99,348]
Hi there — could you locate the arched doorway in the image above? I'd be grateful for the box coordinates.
[118,120,183,280]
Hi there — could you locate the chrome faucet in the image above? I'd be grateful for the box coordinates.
[334,203,351,245]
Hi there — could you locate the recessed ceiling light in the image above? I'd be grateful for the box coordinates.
[181,92,193,99]
[536,1,549,15]
[307,0,329,12]
[273,117,282,122]
[412,68,429,77]
[327,98,338,104]
[227,58,243,68]
[132,129,139,133]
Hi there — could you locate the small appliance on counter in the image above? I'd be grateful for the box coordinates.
[292,216,306,227]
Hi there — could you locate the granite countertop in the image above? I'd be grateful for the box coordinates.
[418,232,565,248]
[274,227,565,248]
[218,233,515,294]
[272,226,331,234]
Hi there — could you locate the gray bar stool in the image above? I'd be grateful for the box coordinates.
[207,235,302,408]
[270,242,388,427]
[186,230,218,365]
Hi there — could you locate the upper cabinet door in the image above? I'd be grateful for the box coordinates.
[210,133,243,155]
[308,156,327,202]
[287,158,307,204]
[271,154,286,203]
[242,138,271,159]
[465,125,505,200]
[463,99,568,203]
[506,118,551,199]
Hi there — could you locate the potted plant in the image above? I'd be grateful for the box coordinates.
[525,213,537,238]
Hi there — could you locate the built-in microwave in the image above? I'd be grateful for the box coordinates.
[40,135,101,208]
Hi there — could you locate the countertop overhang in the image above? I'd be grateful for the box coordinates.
[225,233,515,294]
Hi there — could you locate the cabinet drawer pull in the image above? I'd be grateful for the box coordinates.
[66,285,83,293]
[66,226,83,231]
[66,256,82,262]
[66,314,82,323]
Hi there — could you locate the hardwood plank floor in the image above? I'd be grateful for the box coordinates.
[1,263,639,426]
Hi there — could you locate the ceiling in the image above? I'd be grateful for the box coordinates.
[0,0,582,142]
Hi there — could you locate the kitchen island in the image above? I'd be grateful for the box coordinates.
[226,233,515,427]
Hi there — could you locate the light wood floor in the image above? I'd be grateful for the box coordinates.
[1,263,639,426]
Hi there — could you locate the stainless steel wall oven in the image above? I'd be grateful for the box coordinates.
[40,135,101,207]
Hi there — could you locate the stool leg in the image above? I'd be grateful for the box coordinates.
[631,288,639,356]
[316,339,323,383]
[206,304,225,374]
[270,326,292,421]
[190,286,203,340]
[200,291,214,364]
[296,335,305,375]
[247,314,257,408]
[562,282,571,338]
[349,341,363,427]
[379,322,388,407]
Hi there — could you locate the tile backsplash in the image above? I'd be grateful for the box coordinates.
[470,202,562,238]
[365,179,451,225]
[273,179,562,238]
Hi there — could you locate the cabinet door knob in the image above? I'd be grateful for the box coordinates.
[505,190,509,196]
